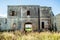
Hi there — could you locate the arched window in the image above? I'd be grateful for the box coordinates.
[27,11,30,16]
[10,11,17,16]
[12,11,15,16]
[13,23,16,27]
[5,19,7,24]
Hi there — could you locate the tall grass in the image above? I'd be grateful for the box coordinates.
[0,31,60,40]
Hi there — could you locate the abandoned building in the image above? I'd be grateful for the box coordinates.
[54,14,60,31]
[0,5,55,32]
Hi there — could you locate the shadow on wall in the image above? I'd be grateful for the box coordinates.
[48,24,57,32]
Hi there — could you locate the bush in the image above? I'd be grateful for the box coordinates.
[0,32,16,40]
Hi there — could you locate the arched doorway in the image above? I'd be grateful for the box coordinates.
[42,22,44,29]
[12,23,17,31]
[24,22,32,32]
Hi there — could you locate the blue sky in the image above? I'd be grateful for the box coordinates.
[0,0,60,17]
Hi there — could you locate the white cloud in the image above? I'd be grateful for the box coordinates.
[0,14,7,18]
[0,7,7,18]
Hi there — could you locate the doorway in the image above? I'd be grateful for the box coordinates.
[24,22,32,32]
[42,22,44,29]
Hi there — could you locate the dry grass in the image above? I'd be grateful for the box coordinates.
[0,31,60,40]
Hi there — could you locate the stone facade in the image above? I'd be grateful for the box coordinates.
[55,14,60,31]
[0,5,54,32]
[0,18,7,30]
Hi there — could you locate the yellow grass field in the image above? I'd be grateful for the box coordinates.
[0,31,60,40]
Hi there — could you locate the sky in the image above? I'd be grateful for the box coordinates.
[0,0,60,17]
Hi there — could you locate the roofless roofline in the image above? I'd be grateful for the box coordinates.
[8,5,52,8]
[40,6,51,8]
[8,5,40,7]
